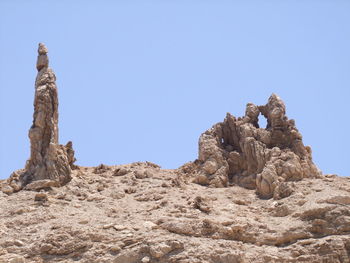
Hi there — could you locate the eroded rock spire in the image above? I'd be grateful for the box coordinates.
[6,43,76,191]
[191,94,321,199]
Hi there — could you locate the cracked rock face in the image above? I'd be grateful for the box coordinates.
[195,94,321,198]
[15,43,75,189]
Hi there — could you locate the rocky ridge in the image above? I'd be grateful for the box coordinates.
[0,44,349,263]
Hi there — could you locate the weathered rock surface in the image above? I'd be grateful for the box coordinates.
[0,45,349,263]
[0,163,349,262]
[191,94,321,198]
[2,43,75,193]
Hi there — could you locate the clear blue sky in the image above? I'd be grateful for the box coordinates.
[0,1,349,179]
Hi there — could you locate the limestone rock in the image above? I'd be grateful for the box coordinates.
[34,192,48,202]
[1,46,349,263]
[24,179,59,191]
[18,43,75,188]
[196,94,321,198]
[0,163,349,263]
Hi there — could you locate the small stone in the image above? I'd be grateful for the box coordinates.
[195,174,209,185]
[193,196,211,213]
[8,256,25,263]
[55,192,66,199]
[141,256,150,263]
[25,179,59,191]
[134,169,147,179]
[1,185,14,195]
[78,220,89,224]
[169,240,184,249]
[110,191,126,199]
[103,223,114,229]
[97,184,104,192]
[110,245,121,253]
[273,204,290,217]
[124,187,136,194]
[113,167,129,176]
[233,199,250,205]
[34,193,48,202]
[9,182,22,192]
[113,225,127,231]
[143,221,158,230]
[13,240,24,247]
[40,243,53,253]
[149,243,173,259]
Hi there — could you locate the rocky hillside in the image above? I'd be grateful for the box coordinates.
[0,44,349,263]
[0,164,350,263]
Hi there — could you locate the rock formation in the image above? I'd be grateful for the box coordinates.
[8,43,75,191]
[0,45,349,263]
[194,94,321,198]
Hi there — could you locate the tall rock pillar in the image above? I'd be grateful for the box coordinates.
[19,43,74,187]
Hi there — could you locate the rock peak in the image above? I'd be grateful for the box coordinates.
[7,44,76,191]
[38,43,48,55]
[36,43,49,71]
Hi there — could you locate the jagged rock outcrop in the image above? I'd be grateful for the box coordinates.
[0,45,349,263]
[194,94,321,198]
[3,43,75,193]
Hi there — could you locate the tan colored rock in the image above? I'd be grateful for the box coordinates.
[113,167,129,176]
[0,163,349,263]
[134,169,148,179]
[17,43,75,189]
[0,46,349,263]
[149,241,183,259]
[24,179,59,191]
[143,221,158,230]
[34,193,48,202]
[113,225,127,231]
[141,256,150,263]
[109,245,121,254]
[8,257,25,263]
[196,94,321,198]
[0,184,13,195]
[322,195,350,205]
[149,243,173,258]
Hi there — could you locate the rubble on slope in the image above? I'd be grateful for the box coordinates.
[0,163,349,263]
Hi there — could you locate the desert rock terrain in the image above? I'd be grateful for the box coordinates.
[1,164,350,263]
[0,44,349,263]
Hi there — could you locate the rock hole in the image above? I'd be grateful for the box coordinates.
[258,114,267,129]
